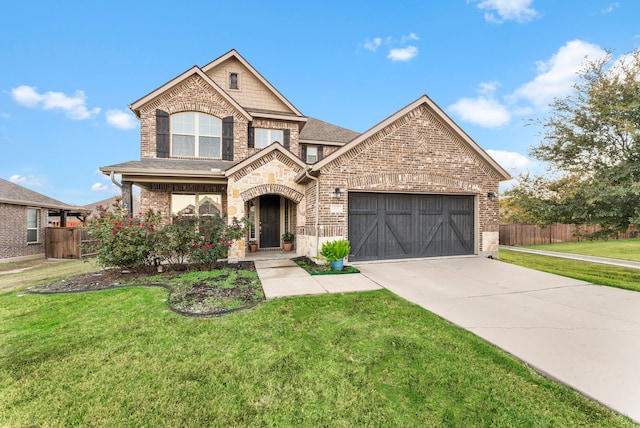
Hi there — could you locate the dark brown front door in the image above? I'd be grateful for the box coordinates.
[260,195,280,248]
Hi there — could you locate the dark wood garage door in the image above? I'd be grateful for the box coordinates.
[348,193,474,261]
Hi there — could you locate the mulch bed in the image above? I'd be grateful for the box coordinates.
[23,261,262,318]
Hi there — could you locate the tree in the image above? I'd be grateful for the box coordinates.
[505,49,640,237]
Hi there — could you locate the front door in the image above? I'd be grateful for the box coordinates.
[260,195,280,248]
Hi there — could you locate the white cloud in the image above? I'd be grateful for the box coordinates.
[486,149,537,173]
[510,40,607,108]
[364,37,382,52]
[387,46,419,62]
[9,174,43,187]
[11,85,101,120]
[448,82,511,127]
[470,0,538,23]
[601,2,619,14]
[106,109,137,130]
[401,33,420,43]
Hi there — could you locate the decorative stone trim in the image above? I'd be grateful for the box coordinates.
[240,184,304,203]
[346,172,482,193]
[229,151,303,181]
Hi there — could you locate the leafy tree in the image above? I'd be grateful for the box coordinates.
[505,49,640,237]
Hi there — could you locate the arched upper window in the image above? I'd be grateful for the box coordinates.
[171,112,221,158]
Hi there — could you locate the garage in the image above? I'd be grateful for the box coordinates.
[348,193,474,261]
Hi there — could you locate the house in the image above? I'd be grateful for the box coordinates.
[100,49,511,262]
[0,178,81,261]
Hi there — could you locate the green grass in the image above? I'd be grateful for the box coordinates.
[500,249,640,293]
[524,238,640,262]
[0,259,100,292]
[1,268,634,426]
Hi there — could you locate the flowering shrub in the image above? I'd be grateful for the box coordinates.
[86,201,248,270]
[87,202,163,269]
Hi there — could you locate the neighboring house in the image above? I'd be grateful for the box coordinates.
[0,178,79,261]
[82,195,141,220]
[101,49,511,262]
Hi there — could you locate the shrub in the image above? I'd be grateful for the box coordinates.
[87,202,163,269]
[318,239,351,262]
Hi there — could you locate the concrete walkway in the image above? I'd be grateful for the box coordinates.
[501,245,640,269]
[354,257,640,423]
[255,259,382,299]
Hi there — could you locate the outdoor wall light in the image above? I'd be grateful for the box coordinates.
[487,192,497,201]
[334,187,343,199]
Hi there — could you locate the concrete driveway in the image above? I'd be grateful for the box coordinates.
[355,257,640,423]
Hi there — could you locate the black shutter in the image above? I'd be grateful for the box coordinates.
[156,109,170,158]
[283,129,290,149]
[248,125,254,148]
[301,145,307,162]
[222,116,234,160]
[317,146,323,162]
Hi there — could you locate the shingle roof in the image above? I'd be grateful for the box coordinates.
[300,117,360,144]
[0,178,76,210]
[82,195,141,216]
[100,158,237,174]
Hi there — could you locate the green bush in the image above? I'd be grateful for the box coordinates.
[86,201,248,270]
[318,239,351,262]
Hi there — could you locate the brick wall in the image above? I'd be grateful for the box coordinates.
[0,203,46,260]
[302,104,501,256]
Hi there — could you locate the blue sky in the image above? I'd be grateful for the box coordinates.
[1,0,638,205]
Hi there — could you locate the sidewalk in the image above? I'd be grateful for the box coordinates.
[500,245,640,269]
[255,259,382,299]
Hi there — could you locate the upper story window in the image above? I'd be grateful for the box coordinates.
[306,146,318,163]
[171,112,221,158]
[255,128,283,149]
[27,208,39,243]
[229,72,239,90]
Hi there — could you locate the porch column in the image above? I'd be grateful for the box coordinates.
[121,181,133,217]
[226,181,246,263]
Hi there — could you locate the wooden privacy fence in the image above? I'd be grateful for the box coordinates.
[45,227,97,259]
[499,223,637,246]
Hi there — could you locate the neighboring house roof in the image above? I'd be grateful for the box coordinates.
[128,66,251,121]
[82,195,141,217]
[0,178,77,210]
[100,159,235,177]
[299,117,360,145]
[201,49,304,118]
[311,95,512,181]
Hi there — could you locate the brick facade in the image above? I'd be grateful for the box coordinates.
[299,104,501,257]
[0,203,46,261]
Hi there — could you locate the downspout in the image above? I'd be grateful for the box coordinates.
[304,169,320,257]
[110,171,122,189]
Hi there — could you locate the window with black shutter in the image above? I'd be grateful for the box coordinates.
[156,109,170,158]
[222,116,234,160]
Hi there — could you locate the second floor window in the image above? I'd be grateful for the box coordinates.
[171,112,221,158]
[255,128,283,149]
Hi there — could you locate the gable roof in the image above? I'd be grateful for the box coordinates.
[312,95,512,181]
[202,49,304,118]
[0,178,76,210]
[225,142,307,177]
[128,66,251,121]
[299,117,360,145]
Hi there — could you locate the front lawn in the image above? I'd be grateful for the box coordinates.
[1,272,633,426]
[524,238,640,262]
[499,248,640,293]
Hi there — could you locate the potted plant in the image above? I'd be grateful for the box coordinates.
[249,240,258,253]
[319,239,351,271]
[281,231,294,251]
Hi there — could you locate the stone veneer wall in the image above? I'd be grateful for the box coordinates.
[303,105,502,257]
[226,151,306,261]
[0,203,46,261]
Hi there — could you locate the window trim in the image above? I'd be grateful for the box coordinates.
[170,112,222,159]
[229,72,239,90]
[27,208,39,243]
[254,128,284,149]
[171,193,223,217]
[306,146,318,163]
